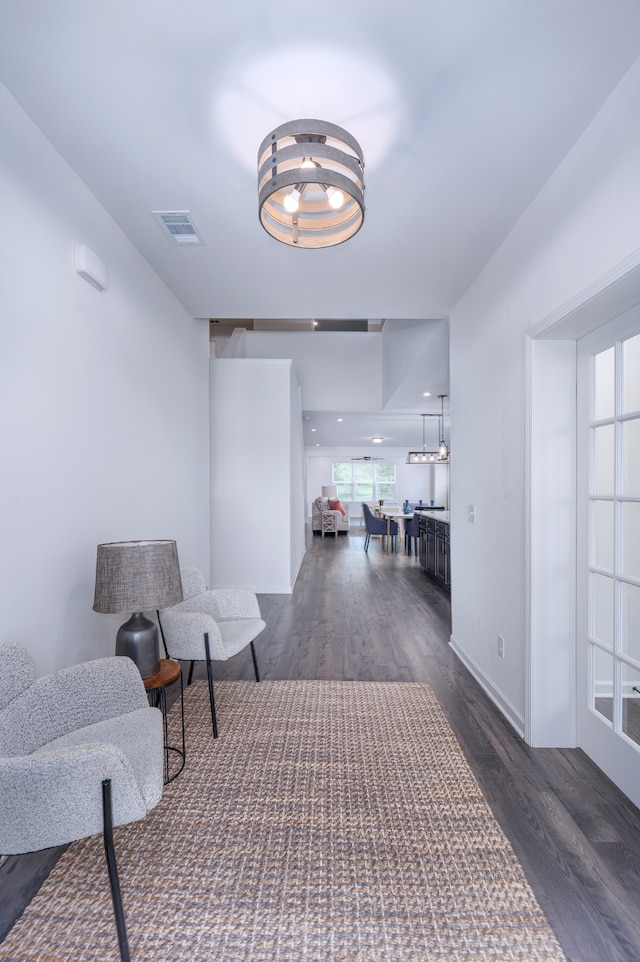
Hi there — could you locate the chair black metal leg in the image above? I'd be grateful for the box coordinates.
[364,533,370,551]
[203,633,218,739]
[250,640,260,682]
[187,660,195,686]
[102,779,130,962]
[156,610,169,658]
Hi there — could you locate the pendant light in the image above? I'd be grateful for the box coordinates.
[406,414,440,464]
[437,395,449,462]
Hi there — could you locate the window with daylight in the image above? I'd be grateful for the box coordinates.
[332,461,396,504]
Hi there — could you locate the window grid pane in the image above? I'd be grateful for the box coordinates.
[622,333,640,415]
[594,346,615,421]
[592,424,615,495]
[621,502,640,579]
[591,572,614,649]
[592,644,614,723]
[621,581,640,662]
[592,500,614,572]
[622,418,640,496]
[621,663,640,748]
[332,461,396,504]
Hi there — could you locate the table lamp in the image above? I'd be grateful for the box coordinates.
[93,540,183,679]
[321,485,338,499]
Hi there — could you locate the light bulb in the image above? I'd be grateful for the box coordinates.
[301,158,315,169]
[283,189,301,213]
[326,186,345,210]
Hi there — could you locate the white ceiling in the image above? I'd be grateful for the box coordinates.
[304,409,450,452]
[1,0,639,447]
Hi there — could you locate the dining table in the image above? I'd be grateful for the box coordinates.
[380,510,413,552]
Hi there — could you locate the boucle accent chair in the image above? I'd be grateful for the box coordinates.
[158,566,265,739]
[0,642,164,962]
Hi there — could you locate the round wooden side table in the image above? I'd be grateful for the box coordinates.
[144,658,185,783]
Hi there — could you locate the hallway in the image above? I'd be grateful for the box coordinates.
[2,529,640,959]
[216,527,640,962]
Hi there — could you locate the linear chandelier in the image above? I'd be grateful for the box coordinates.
[407,414,440,464]
[257,119,365,248]
[407,408,450,464]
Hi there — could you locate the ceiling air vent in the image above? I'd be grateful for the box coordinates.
[152,210,205,245]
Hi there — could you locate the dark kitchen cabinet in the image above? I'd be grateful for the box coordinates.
[418,514,450,591]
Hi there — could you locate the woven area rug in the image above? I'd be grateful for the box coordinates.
[0,681,567,961]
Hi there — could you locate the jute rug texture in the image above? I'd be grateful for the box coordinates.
[0,680,567,961]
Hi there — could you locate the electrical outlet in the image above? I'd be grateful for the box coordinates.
[467,505,475,523]
[497,635,505,659]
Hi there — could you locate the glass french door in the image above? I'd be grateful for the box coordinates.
[577,315,640,807]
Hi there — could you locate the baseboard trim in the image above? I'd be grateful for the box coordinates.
[449,635,525,739]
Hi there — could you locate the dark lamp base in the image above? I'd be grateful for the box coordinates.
[115,612,160,679]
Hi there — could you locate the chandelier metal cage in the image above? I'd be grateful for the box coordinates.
[406,414,442,464]
[257,119,365,249]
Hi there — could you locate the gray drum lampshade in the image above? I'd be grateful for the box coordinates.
[93,540,183,614]
[93,540,183,678]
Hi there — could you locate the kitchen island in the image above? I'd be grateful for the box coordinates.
[415,510,450,590]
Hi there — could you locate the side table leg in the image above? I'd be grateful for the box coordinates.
[165,668,186,784]
[159,685,169,783]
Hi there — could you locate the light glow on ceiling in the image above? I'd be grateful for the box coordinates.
[215,45,400,174]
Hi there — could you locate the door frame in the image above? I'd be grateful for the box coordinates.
[525,254,640,749]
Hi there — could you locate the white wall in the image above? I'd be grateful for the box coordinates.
[381,319,449,408]
[290,375,307,577]
[449,57,640,741]
[242,331,382,412]
[210,359,305,592]
[231,322,449,416]
[0,83,210,677]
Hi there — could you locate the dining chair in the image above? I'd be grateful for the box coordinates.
[362,503,398,552]
[404,512,420,555]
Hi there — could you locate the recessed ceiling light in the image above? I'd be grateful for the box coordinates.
[311,428,316,432]
[337,418,343,422]
[423,392,431,397]
[371,437,384,443]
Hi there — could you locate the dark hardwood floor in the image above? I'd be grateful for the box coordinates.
[3,526,640,960]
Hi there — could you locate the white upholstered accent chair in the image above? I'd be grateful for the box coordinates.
[311,496,350,535]
[0,642,164,962]
[157,566,265,739]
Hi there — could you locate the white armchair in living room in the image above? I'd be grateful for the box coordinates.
[311,495,350,536]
